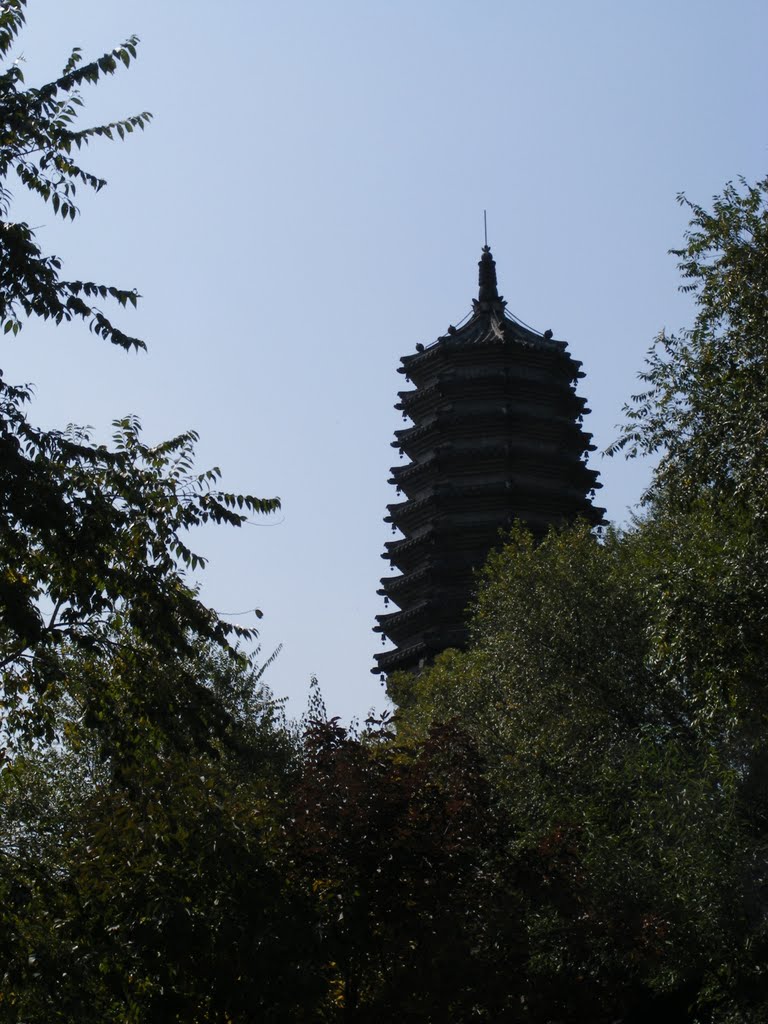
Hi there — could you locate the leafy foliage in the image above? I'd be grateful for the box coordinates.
[0,8,296,1019]
[608,175,768,519]
[288,715,527,1021]
[393,526,744,1020]
[0,0,151,348]
[2,4,767,1016]
[0,1,280,754]
[1,390,279,749]
[0,655,311,1024]
[391,175,768,1019]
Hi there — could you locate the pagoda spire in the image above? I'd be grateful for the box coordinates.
[477,245,499,303]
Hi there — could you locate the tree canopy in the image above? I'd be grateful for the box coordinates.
[0,0,150,347]
[0,6,290,1017]
[609,175,768,520]
[1,2,767,1018]
[0,0,280,757]
[390,175,768,1021]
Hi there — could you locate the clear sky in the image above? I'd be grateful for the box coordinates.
[4,0,767,723]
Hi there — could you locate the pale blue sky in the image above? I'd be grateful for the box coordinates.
[4,0,767,721]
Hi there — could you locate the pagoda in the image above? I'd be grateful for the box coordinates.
[374,245,605,676]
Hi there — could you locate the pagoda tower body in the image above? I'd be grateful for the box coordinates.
[375,246,605,677]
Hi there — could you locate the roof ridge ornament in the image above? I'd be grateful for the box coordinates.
[474,244,507,311]
[478,245,498,302]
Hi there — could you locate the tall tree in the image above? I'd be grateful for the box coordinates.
[609,175,768,519]
[393,526,739,1022]
[0,7,297,1018]
[0,0,149,347]
[0,0,279,752]
[392,176,768,1020]
[288,713,532,1022]
[610,177,768,753]
[0,651,315,1024]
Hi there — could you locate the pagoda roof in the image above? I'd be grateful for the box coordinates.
[396,374,589,415]
[377,564,432,596]
[385,475,602,523]
[389,444,603,489]
[399,313,582,378]
[400,246,582,381]
[392,409,596,452]
[374,600,433,635]
[403,321,577,358]
[383,528,436,560]
[374,639,430,674]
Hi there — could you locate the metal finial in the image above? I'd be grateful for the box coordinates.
[483,209,488,247]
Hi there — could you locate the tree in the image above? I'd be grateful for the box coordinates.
[394,526,741,1022]
[609,175,768,520]
[1,402,279,753]
[0,652,316,1024]
[288,713,532,1022]
[608,177,768,1017]
[0,0,280,753]
[391,177,768,1020]
[606,177,768,749]
[0,8,305,1018]
[0,0,149,347]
